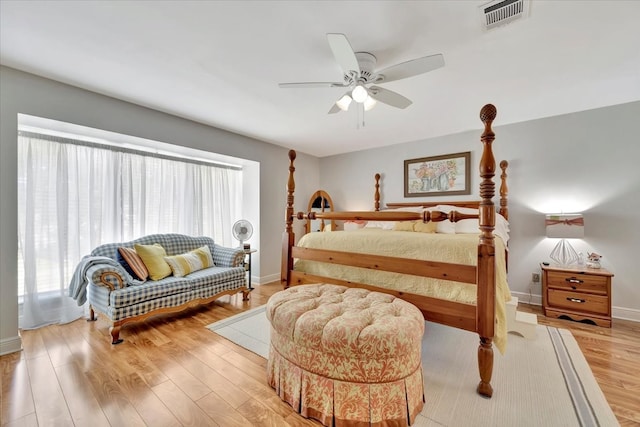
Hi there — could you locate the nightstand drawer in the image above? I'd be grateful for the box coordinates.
[546,271,608,294]
[548,289,609,315]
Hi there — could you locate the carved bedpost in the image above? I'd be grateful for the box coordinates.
[477,104,497,398]
[281,150,296,288]
[374,173,381,211]
[499,160,509,221]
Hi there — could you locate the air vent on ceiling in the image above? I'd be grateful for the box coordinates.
[480,0,530,30]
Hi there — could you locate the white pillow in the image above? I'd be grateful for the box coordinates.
[436,220,456,234]
[384,207,425,213]
[364,207,424,230]
[454,215,510,243]
[364,221,395,230]
[343,221,367,231]
[435,204,479,215]
[431,205,510,242]
[432,205,465,234]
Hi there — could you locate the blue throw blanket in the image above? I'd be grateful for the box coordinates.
[68,256,141,305]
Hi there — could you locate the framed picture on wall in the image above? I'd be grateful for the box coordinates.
[404,152,471,197]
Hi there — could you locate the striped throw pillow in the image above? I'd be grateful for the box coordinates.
[164,245,214,278]
[116,247,149,281]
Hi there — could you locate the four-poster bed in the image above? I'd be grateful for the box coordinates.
[281,104,509,398]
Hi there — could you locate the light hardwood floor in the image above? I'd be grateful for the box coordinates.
[2,282,639,426]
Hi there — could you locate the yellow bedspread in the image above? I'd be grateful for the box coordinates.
[294,229,511,353]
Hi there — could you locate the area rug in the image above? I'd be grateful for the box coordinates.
[207,306,619,427]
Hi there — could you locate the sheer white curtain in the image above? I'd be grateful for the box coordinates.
[17,132,241,329]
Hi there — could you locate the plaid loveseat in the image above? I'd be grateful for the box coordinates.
[85,233,248,344]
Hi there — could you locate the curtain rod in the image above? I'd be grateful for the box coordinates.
[18,130,243,171]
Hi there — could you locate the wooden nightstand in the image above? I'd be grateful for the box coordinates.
[541,264,613,327]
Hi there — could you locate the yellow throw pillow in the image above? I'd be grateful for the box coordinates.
[393,221,416,232]
[164,246,214,278]
[414,221,437,233]
[134,243,172,281]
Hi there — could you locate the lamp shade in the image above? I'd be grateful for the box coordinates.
[363,95,377,111]
[351,84,368,103]
[545,214,584,239]
[336,94,352,111]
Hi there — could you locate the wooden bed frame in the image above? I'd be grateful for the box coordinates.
[281,104,507,398]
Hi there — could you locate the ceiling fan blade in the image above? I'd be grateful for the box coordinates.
[327,33,360,75]
[328,103,342,114]
[369,86,412,109]
[279,82,347,88]
[376,54,445,84]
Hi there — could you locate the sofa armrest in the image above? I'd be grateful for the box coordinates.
[86,264,129,291]
[212,245,246,268]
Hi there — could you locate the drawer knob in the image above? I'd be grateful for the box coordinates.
[566,277,583,284]
[566,297,585,304]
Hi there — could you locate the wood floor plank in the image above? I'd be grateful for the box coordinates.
[54,362,110,427]
[152,379,218,426]
[161,340,252,409]
[1,355,34,425]
[25,355,73,426]
[19,329,45,361]
[116,372,182,427]
[236,397,294,427]
[1,412,38,427]
[38,324,73,368]
[188,344,276,402]
[142,342,212,401]
[220,346,270,382]
[84,369,147,427]
[196,392,254,427]
[121,344,171,388]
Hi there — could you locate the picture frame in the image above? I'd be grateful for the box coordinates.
[404,151,471,197]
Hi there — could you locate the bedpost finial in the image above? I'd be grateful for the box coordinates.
[289,150,297,161]
[500,160,508,170]
[480,104,497,123]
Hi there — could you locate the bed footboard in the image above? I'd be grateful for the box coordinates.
[281,104,502,398]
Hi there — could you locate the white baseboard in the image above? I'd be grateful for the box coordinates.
[511,291,639,323]
[511,291,542,307]
[253,273,280,286]
[0,335,23,356]
[612,306,640,323]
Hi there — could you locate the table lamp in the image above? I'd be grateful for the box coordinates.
[545,213,584,266]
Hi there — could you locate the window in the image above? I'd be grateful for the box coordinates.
[17,124,244,328]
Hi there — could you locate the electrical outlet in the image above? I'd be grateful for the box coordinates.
[532,273,540,283]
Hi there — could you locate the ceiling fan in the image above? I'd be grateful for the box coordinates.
[279,33,445,114]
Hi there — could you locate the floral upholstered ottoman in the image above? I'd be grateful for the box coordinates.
[266,284,425,427]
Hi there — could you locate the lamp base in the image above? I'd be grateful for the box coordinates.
[549,239,579,266]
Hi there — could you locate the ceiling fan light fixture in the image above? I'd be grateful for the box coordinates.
[364,95,377,111]
[351,84,368,103]
[336,94,352,111]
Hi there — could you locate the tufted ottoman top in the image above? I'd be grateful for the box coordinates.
[266,284,425,382]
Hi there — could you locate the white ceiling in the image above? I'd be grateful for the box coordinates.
[2,1,639,157]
